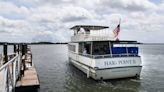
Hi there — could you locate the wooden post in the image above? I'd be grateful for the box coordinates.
[22,44,27,56]
[17,44,20,54]
[14,44,17,53]
[22,44,26,76]
[3,43,8,64]
[25,44,27,54]
[20,44,23,55]
[21,44,25,56]
[18,44,22,80]
[91,42,93,57]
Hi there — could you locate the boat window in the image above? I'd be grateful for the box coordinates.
[79,43,83,54]
[84,43,91,54]
[92,42,109,55]
[68,44,76,52]
[78,42,139,58]
[79,42,91,54]
[111,44,138,57]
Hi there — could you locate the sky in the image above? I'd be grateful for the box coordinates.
[0,0,164,43]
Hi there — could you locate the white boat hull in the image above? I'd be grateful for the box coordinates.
[68,25,143,80]
[69,57,142,80]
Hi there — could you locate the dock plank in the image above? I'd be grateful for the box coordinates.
[16,65,40,87]
[16,52,40,91]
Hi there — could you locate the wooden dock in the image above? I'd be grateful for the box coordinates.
[15,65,40,92]
[16,49,40,92]
[16,64,40,87]
[0,43,40,92]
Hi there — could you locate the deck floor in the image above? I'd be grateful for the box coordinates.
[16,64,40,88]
[16,67,39,87]
[16,53,40,90]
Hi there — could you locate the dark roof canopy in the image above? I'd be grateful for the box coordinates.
[110,40,140,44]
[70,25,109,30]
[73,40,140,44]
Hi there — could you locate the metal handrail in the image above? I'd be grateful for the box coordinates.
[0,53,20,92]
[0,54,18,71]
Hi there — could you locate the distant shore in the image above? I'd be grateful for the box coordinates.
[1,42,164,45]
[0,42,68,45]
[30,42,68,45]
[140,43,164,45]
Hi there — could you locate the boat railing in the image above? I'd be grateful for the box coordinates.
[92,53,138,59]
[71,33,114,42]
[79,53,139,59]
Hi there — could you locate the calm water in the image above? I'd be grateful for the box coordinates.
[30,44,164,92]
[1,44,164,92]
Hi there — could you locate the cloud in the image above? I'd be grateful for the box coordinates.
[28,4,93,23]
[0,16,28,28]
[0,0,164,43]
[100,0,157,11]
[0,1,30,19]
[32,34,53,42]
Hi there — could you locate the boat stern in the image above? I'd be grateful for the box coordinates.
[90,56,142,80]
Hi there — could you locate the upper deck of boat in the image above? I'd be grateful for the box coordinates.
[70,25,116,42]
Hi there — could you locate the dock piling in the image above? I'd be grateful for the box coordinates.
[14,45,17,53]
[3,43,8,64]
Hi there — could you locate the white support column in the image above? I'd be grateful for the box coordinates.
[91,42,93,55]
[126,46,129,56]
[109,42,112,57]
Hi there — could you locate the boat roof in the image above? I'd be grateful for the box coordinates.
[70,25,109,30]
[110,40,140,44]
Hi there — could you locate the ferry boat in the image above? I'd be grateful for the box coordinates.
[68,25,142,80]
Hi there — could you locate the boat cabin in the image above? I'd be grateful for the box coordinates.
[69,25,139,59]
[69,41,139,59]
